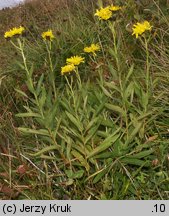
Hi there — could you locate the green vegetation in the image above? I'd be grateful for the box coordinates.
[0,0,169,200]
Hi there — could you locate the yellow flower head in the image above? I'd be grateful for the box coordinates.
[41,30,55,41]
[61,64,75,75]
[94,7,112,20]
[4,26,25,39]
[84,43,100,56]
[109,5,122,11]
[132,21,152,38]
[66,55,85,66]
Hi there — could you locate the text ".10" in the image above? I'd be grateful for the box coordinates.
[153,204,165,213]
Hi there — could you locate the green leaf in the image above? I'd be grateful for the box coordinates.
[87,132,120,159]
[93,101,106,117]
[93,167,109,184]
[73,170,85,178]
[97,131,111,138]
[124,64,134,86]
[92,151,120,159]
[101,86,113,98]
[141,91,149,110]
[85,117,100,132]
[26,79,34,94]
[137,111,153,120]
[65,170,73,178]
[120,158,149,167]
[29,64,34,77]
[65,111,83,132]
[36,74,44,96]
[104,81,120,93]
[108,63,118,79]
[39,86,46,109]
[109,48,117,60]
[72,142,89,156]
[15,88,28,98]
[100,119,116,128]
[40,155,56,160]
[84,124,100,145]
[71,150,89,171]
[18,127,49,136]
[23,105,36,113]
[53,117,62,139]
[16,113,41,118]
[29,145,59,157]
[124,81,134,100]
[59,100,70,111]
[125,122,142,145]
[16,61,25,70]
[45,101,58,128]
[128,149,154,159]
[105,103,126,117]
[65,170,84,179]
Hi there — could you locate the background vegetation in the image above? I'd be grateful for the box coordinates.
[0,0,169,200]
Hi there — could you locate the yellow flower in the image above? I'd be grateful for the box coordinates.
[61,64,75,75]
[84,44,100,56]
[66,55,85,66]
[132,21,152,38]
[94,7,112,20]
[109,5,122,11]
[4,26,25,39]
[41,30,54,41]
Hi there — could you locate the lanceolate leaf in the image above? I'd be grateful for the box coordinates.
[125,122,142,145]
[29,145,59,157]
[84,123,100,145]
[39,86,46,109]
[16,113,41,118]
[101,86,113,98]
[85,117,100,132]
[65,170,84,179]
[36,74,44,96]
[104,81,120,93]
[15,88,28,98]
[124,64,134,86]
[93,101,106,117]
[105,103,126,117]
[18,127,49,136]
[93,167,109,184]
[45,101,58,128]
[127,149,154,159]
[26,79,34,94]
[65,111,83,132]
[87,133,120,159]
[71,150,90,171]
[120,158,149,167]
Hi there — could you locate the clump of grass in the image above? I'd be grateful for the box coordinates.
[0,0,169,200]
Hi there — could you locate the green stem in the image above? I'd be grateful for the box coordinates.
[144,37,150,94]
[75,67,82,89]
[109,21,120,72]
[47,128,68,164]
[65,75,76,109]
[46,41,57,99]
[17,39,44,119]
[17,39,29,76]
[108,22,129,136]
